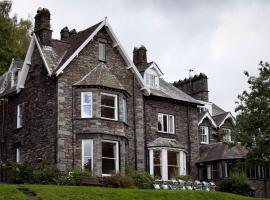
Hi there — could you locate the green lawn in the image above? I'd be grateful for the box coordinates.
[0,184,267,200]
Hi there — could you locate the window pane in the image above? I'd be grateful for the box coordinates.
[163,115,168,132]
[83,93,91,104]
[101,94,115,107]
[153,151,161,165]
[83,158,92,170]
[99,42,106,61]
[83,140,92,157]
[102,142,115,158]
[83,105,91,117]
[169,115,174,133]
[168,166,178,179]
[154,166,161,178]
[158,114,162,131]
[101,107,115,119]
[168,151,177,165]
[102,158,115,174]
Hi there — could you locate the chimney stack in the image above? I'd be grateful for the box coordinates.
[69,29,77,38]
[60,26,69,41]
[34,7,52,46]
[133,45,147,66]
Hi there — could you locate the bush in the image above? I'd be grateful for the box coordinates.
[33,162,59,184]
[69,166,94,178]
[9,161,33,184]
[219,173,251,196]
[126,162,154,189]
[104,173,134,188]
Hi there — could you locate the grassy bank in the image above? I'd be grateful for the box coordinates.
[0,184,267,200]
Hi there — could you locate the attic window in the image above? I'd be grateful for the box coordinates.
[99,42,106,62]
[145,73,159,89]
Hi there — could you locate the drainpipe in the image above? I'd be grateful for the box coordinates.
[0,99,5,182]
[143,98,147,171]
[187,105,191,175]
[133,75,137,169]
[72,86,75,167]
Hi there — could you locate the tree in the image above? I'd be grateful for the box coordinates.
[235,61,270,167]
[0,0,32,75]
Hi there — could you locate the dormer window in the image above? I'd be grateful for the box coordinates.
[144,62,163,89]
[145,73,159,89]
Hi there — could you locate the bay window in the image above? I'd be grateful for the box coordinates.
[158,113,174,133]
[102,140,119,175]
[153,151,162,178]
[200,126,209,144]
[168,151,179,179]
[81,92,92,118]
[82,139,93,171]
[101,93,118,120]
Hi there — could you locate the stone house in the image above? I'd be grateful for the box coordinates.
[0,7,269,197]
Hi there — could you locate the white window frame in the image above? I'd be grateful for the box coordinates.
[81,139,94,171]
[100,93,118,120]
[16,148,20,163]
[145,73,159,89]
[17,104,23,128]
[101,140,119,176]
[158,113,175,134]
[98,42,106,62]
[122,98,127,123]
[222,128,232,142]
[207,165,211,179]
[81,92,93,118]
[149,148,185,181]
[200,126,209,144]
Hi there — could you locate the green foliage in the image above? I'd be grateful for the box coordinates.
[32,162,59,184]
[9,161,33,184]
[234,61,270,166]
[104,172,134,188]
[68,165,94,178]
[0,184,28,200]
[0,1,32,75]
[126,161,154,189]
[219,173,251,196]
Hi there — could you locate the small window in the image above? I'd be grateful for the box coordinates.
[145,73,159,89]
[123,98,127,123]
[17,104,23,128]
[158,113,174,133]
[82,139,93,171]
[102,141,119,175]
[200,126,209,144]
[99,42,106,62]
[81,92,92,118]
[16,148,20,163]
[101,93,118,120]
[222,129,232,142]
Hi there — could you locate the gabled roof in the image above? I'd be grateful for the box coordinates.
[150,79,203,105]
[197,142,248,163]
[74,62,125,91]
[212,103,226,116]
[212,112,236,127]
[198,111,217,128]
[148,137,185,149]
[138,62,163,76]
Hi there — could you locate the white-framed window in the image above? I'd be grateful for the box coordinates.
[200,126,209,144]
[102,140,119,176]
[158,113,175,134]
[16,104,23,128]
[100,93,118,120]
[16,148,20,163]
[207,165,211,179]
[81,92,92,118]
[149,148,185,181]
[145,73,159,89]
[222,128,232,142]
[98,42,106,62]
[122,98,127,123]
[82,139,93,171]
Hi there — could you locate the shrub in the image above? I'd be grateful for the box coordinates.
[9,161,33,184]
[219,173,251,196]
[69,166,94,178]
[33,162,59,184]
[104,172,134,188]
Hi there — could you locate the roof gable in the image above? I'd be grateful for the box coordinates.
[144,62,163,76]
[198,112,217,128]
[212,112,236,127]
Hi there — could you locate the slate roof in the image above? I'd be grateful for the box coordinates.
[136,62,153,73]
[212,103,226,116]
[74,62,125,91]
[197,142,248,163]
[212,112,230,126]
[148,137,185,149]
[150,79,202,105]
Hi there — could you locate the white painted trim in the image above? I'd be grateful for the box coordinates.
[16,148,20,163]
[56,20,106,76]
[144,62,163,76]
[198,112,217,129]
[200,126,209,144]
[149,149,154,176]
[101,140,119,176]
[81,139,94,171]
[157,113,175,134]
[161,149,168,181]
[81,92,93,118]
[219,112,236,127]
[16,104,22,128]
[100,92,118,120]
[33,34,51,76]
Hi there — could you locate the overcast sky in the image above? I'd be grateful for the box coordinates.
[11,0,270,114]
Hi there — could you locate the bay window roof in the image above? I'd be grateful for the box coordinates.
[148,137,185,149]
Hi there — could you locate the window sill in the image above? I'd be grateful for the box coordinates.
[100,117,118,121]
[200,142,209,145]
[157,131,175,134]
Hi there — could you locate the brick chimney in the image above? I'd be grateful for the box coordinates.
[69,29,77,38]
[34,7,52,46]
[174,73,209,102]
[60,26,69,41]
[133,45,147,66]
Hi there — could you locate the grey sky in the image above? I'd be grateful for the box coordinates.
[11,0,270,114]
